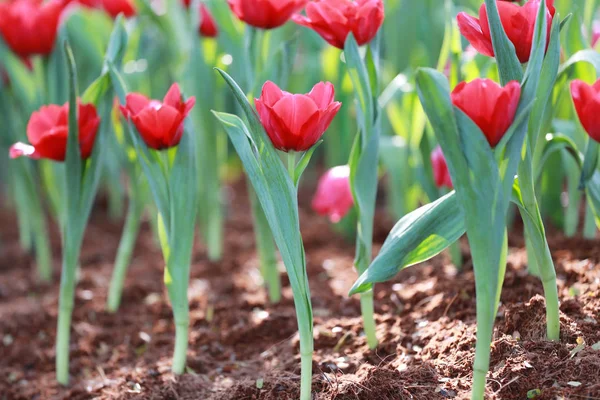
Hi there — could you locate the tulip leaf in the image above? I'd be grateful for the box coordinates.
[63,42,83,236]
[483,0,523,84]
[344,34,374,141]
[558,49,600,77]
[213,110,312,326]
[215,70,314,328]
[0,38,40,111]
[350,192,465,295]
[164,123,198,294]
[580,139,599,189]
[294,140,322,187]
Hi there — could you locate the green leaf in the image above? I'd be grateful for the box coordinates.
[63,42,83,235]
[558,49,600,77]
[580,139,599,188]
[350,192,464,295]
[213,111,312,326]
[483,0,523,84]
[344,34,374,141]
[294,141,322,187]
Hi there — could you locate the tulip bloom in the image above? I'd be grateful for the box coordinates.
[199,4,218,37]
[9,102,100,162]
[293,0,384,50]
[570,80,600,143]
[457,0,555,63]
[431,146,453,189]
[451,79,521,148]
[228,0,307,29]
[255,81,341,153]
[0,0,66,58]
[312,166,354,223]
[120,83,196,150]
[101,0,135,18]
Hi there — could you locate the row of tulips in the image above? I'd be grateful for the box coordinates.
[1,0,600,399]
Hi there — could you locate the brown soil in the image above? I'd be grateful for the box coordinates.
[1,181,600,400]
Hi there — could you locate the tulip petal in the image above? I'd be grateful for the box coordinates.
[163,83,182,109]
[456,12,494,58]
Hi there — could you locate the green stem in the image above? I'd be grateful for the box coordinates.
[449,239,463,270]
[13,176,33,252]
[249,187,281,303]
[521,208,560,340]
[292,280,313,400]
[471,304,494,400]
[171,301,190,375]
[205,211,223,261]
[356,255,378,349]
[524,229,541,277]
[360,291,378,349]
[31,196,52,282]
[583,200,597,239]
[106,198,144,312]
[55,244,79,385]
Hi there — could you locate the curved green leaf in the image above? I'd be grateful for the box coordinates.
[350,192,464,295]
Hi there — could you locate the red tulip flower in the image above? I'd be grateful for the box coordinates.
[199,4,218,37]
[255,81,341,153]
[431,146,453,189]
[312,165,354,223]
[570,80,600,143]
[457,0,555,63]
[0,0,66,58]
[9,101,101,162]
[451,79,521,148]
[293,0,384,50]
[228,0,307,29]
[101,0,135,18]
[120,83,196,150]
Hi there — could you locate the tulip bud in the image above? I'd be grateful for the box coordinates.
[312,165,354,223]
[571,79,600,143]
[431,146,453,189]
[10,101,101,162]
[101,0,135,18]
[199,4,218,38]
[255,81,341,153]
[228,0,307,30]
[457,0,555,63]
[0,0,66,58]
[293,0,384,50]
[451,79,521,148]
[120,83,196,150]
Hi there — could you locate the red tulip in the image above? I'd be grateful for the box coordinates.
[451,79,521,148]
[457,0,555,63]
[0,0,66,58]
[431,146,453,189]
[199,4,218,37]
[9,101,101,162]
[570,80,600,143]
[227,0,307,29]
[312,165,354,223]
[255,81,341,153]
[120,83,196,150]
[293,0,384,50]
[101,0,135,18]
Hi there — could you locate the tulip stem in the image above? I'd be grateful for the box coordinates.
[56,241,79,385]
[449,239,463,270]
[106,195,144,312]
[287,152,297,179]
[583,200,597,239]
